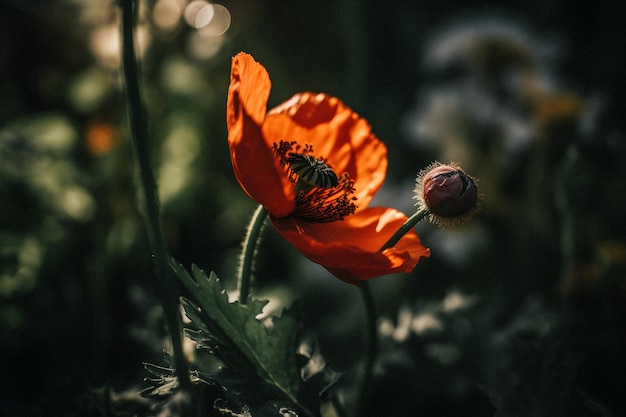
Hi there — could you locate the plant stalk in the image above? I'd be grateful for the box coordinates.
[119,0,191,391]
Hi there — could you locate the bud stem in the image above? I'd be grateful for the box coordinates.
[353,206,430,416]
[355,280,377,417]
[379,207,430,252]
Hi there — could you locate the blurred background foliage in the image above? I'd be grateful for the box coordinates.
[1,0,626,416]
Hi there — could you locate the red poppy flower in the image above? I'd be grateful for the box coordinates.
[227,52,430,285]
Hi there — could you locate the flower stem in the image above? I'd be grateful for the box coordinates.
[119,0,190,391]
[236,206,319,417]
[238,204,269,304]
[380,207,430,251]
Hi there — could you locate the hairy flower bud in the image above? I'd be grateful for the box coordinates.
[414,162,480,227]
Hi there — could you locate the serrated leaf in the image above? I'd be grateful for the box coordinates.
[140,377,179,397]
[180,297,213,335]
[171,260,302,404]
[141,362,209,397]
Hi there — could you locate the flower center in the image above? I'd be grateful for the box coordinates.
[285,153,339,189]
[273,140,358,222]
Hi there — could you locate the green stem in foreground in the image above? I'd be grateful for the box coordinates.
[356,206,431,416]
[238,205,269,304]
[236,205,318,417]
[119,0,190,391]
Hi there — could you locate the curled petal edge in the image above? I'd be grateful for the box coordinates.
[271,208,431,286]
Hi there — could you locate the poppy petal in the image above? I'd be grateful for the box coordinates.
[264,93,387,210]
[227,52,270,126]
[227,53,294,217]
[271,207,431,285]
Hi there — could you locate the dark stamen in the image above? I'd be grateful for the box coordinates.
[273,140,358,222]
[286,153,339,189]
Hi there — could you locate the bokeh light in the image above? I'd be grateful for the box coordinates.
[188,30,225,59]
[90,24,121,69]
[184,0,209,28]
[183,1,231,34]
[194,3,215,28]
[197,4,230,37]
[181,1,231,58]
[153,0,184,31]
[85,121,119,156]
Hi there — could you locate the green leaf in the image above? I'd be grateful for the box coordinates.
[141,361,208,397]
[171,260,302,404]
